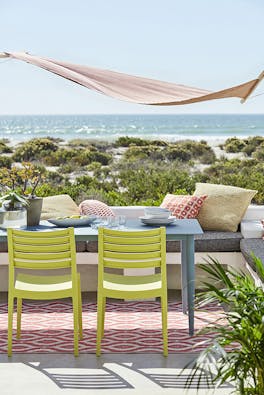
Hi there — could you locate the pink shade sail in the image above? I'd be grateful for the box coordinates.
[1,51,264,106]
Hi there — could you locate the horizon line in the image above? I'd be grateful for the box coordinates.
[0,113,263,117]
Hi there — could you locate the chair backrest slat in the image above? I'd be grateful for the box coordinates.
[13,235,70,245]
[11,228,70,237]
[14,259,72,269]
[104,250,161,263]
[103,235,161,245]
[102,228,160,238]
[14,251,71,260]
[103,258,162,269]
[13,243,70,253]
[103,242,161,253]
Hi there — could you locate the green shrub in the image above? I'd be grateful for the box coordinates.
[223,137,247,153]
[0,156,12,168]
[44,148,78,166]
[124,146,165,161]
[166,147,192,161]
[115,136,170,147]
[85,151,112,166]
[253,143,264,161]
[44,170,65,184]
[117,161,202,203]
[86,161,102,171]
[115,136,152,147]
[68,139,93,148]
[75,175,95,187]
[0,142,12,154]
[12,138,58,161]
[242,136,264,156]
[45,148,112,167]
[59,163,80,174]
[171,140,216,164]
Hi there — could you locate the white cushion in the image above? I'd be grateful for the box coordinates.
[242,204,264,220]
[240,220,264,239]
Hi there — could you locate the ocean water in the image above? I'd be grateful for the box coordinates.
[0,114,263,144]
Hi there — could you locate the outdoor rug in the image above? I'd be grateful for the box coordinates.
[0,300,225,353]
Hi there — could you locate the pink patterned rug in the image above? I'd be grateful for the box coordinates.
[0,300,225,353]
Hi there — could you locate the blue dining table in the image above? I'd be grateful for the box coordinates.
[0,217,203,336]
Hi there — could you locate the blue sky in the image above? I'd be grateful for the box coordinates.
[0,0,263,114]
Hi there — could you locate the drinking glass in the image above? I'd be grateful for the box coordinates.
[118,215,126,229]
[90,216,101,229]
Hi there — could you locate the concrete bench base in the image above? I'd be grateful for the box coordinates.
[0,251,248,292]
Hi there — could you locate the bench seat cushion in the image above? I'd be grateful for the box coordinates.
[240,239,264,271]
[167,231,242,252]
[86,231,243,253]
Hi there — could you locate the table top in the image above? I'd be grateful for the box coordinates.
[0,218,203,242]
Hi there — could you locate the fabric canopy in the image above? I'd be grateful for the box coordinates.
[1,51,263,106]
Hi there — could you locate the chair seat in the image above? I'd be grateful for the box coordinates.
[15,273,74,293]
[103,272,162,292]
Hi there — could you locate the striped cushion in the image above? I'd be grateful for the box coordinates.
[79,200,114,217]
[160,194,207,219]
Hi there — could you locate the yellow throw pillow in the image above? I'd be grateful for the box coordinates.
[41,194,80,220]
[194,183,257,232]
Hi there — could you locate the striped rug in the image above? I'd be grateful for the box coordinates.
[0,300,225,353]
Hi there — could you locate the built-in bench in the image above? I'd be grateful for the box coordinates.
[240,239,264,270]
[0,205,263,291]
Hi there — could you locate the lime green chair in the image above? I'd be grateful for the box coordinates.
[96,226,168,357]
[7,227,82,357]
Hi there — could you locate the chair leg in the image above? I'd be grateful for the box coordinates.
[161,295,168,357]
[72,292,79,357]
[96,293,104,357]
[8,294,14,357]
[101,297,106,338]
[77,276,83,340]
[16,298,22,339]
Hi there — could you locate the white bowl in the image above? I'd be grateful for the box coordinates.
[144,207,171,218]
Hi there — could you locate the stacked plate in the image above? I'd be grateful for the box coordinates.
[139,207,176,225]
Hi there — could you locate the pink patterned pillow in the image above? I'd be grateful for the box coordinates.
[160,194,207,219]
[79,200,115,217]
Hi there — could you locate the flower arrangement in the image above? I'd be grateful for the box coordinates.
[0,162,44,210]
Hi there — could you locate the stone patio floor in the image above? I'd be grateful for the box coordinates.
[0,292,234,395]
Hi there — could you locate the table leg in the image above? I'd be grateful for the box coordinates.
[186,235,195,336]
[180,239,188,314]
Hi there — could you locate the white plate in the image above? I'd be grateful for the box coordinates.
[142,214,171,219]
[48,216,96,227]
[144,207,171,218]
[139,216,176,225]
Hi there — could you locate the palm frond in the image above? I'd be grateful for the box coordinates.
[185,254,264,394]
